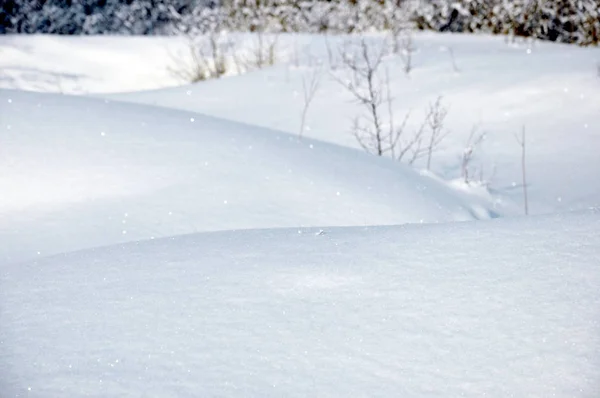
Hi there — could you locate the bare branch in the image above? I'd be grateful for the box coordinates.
[425,96,450,170]
[448,47,460,73]
[399,32,415,75]
[405,119,428,165]
[332,37,389,156]
[333,37,449,166]
[351,117,375,153]
[167,31,230,83]
[515,126,529,215]
[461,124,486,183]
[385,67,396,158]
[299,66,323,139]
[249,31,279,69]
[324,35,340,70]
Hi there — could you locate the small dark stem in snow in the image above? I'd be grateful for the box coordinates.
[515,126,529,215]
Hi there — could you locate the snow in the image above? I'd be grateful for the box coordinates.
[1,31,600,397]
[3,33,594,215]
[0,89,494,265]
[1,210,600,397]
[0,35,182,94]
[109,33,600,216]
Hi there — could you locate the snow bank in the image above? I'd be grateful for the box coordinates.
[0,32,599,398]
[2,210,599,397]
[112,33,600,216]
[0,35,181,94]
[2,34,598,215]
[0,89,493,265]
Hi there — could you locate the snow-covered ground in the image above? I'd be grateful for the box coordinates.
[111,33,600,216]
[2,33,599,214]
[0,35,181,94]
[0,89,495,265]
[2,210,600,397]
[1,32,600,397]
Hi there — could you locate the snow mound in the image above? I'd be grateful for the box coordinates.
[0,89,494,265]
[109,33,600,216]
[0,35,181,94]
[2,34,598,214]
[2,210,599,397]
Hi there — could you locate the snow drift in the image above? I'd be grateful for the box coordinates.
[1,32,599,398]
[0,89,493,265]
[110,33,600,215]
[1,211,599,397]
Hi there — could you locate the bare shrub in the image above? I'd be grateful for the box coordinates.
[168,32,230,83]
[333,38,448,166]
[332,38,389,156]
[384,69,427,164]
[424,97,450,170]
[461,125,486,183]
[168,30,280,83]
[247,32,279,69]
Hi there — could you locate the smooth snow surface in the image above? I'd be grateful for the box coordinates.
[112,33,600,216]
[0,89,493,265]
[1,32,599,398]
[2,211,600,397]
[2,33,599,214]
[0,35,181,94]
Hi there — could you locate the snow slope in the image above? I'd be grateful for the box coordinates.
[0,35,181,94]
[2,33,598,215]
[0,89,494,265]
[112,33,600,216]
[1,33,599,398]
[2,211,599,397]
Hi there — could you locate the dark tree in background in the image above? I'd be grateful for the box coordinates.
[412,0,599,46]
[0,0,21,33]
[0,0,201,34]
[1,0,598,46]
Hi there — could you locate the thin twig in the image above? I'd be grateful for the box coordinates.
[515,126,529,215]
[299,67,322,139]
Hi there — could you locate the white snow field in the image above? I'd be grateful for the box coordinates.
[2,33,598,214]
[111,33,600,216]
[0,89,494,265]
[0,35,182,94]
[1,211,600,397]
[1,31,600,397]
